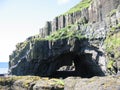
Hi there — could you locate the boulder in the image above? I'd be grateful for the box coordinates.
[64,76,120,90]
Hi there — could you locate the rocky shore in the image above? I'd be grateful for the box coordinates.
[5,0,120,90]
[0,75,120,90]
[0,76,64,90]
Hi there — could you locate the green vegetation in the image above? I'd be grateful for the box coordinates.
[51,79,64,86]
[105,23,120,64]
[107,9,117,17]
[31,35,46,42]
[0,76,64,88]
[109,9,117,16]
[105,32,120,58]
[107,60,114,69]
[11,19,87,61]
[105,23,120,71]
[110,23,120,32]
[46,24,85,41]
[64,0,92,15]
[21,76,41,88]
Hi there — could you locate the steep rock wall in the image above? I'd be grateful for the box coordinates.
[39,0,120,38]
[9,0,120,77]
[9,38,105,77]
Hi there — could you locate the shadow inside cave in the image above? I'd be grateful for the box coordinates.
[50,71,88,79]
[49,52,105,79]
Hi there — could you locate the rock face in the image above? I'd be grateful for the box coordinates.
[0,76,64,90]
[9,0,120,77]
[9,38,105,78]
[0,76,120,90]
[65,76,120,90]
[39,0,120,38]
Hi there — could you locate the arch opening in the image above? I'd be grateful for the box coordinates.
[50,53,105,78]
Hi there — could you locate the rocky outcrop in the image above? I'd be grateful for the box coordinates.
[65,76,120,90]
[0,76,64,90]
[89,0,120,22]
[9,0,120,77]
[39,0,120,38]
[0,76,120,90]
[9,37,105,77]
[39,21,52,38]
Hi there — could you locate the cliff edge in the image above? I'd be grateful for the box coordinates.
[9,0,120,78]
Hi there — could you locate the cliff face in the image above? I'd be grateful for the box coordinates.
[9,0,120,77]
[39,0,120,38]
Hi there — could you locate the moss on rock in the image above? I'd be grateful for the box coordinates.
[104,23,120,74]
[0,76,64,89]
[64,0,92,15]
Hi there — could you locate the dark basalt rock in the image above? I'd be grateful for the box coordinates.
[9,37,105,78]
[39,0,120,38]
[9,0,120,77]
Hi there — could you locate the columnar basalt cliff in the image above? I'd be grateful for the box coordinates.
[39,0,120,38]
[9,0,120,78]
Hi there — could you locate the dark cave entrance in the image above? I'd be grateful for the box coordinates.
[50,53,104,78]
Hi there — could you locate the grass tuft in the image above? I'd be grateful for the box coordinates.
[63,0,92,15]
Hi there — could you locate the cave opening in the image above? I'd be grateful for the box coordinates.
[50,52,104,78]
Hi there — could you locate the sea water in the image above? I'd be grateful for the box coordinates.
[0,62,8,74]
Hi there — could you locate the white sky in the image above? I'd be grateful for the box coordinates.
[0,0,80,62]
[57,0,70,5]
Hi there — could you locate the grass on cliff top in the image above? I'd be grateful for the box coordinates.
[64,0,92,15]
[14,19,87,52]
[46,24,85,41]
[12,24,85,58]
